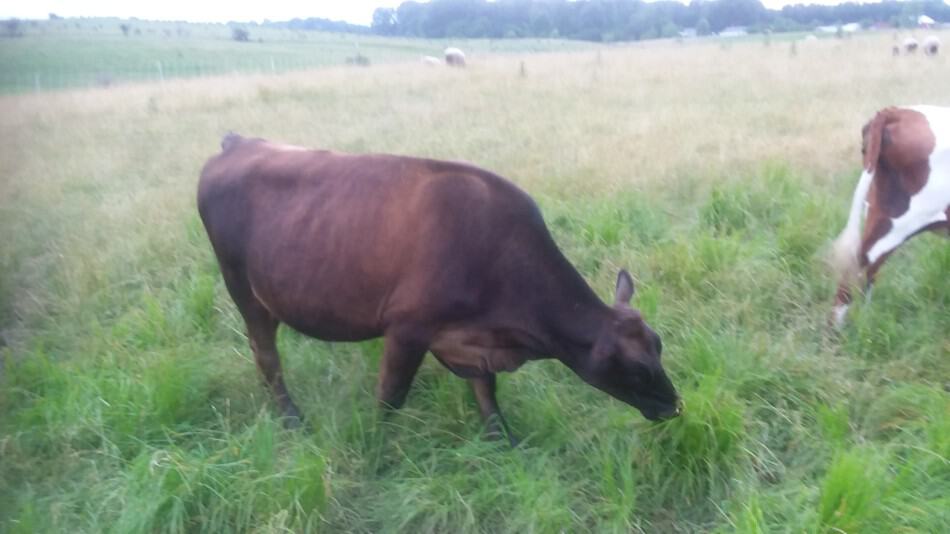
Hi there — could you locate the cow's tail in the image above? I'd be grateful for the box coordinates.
[830,110,887,285]
[830,169,873,285]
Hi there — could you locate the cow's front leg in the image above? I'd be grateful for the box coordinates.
[470,374,518,446]
[376,333,427,409]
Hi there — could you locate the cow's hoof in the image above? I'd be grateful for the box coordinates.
[281,415,304,430]
[280,404,304,429]
[483,417,519,447]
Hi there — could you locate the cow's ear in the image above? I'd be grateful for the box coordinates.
[617,316,644,338]
[614,270,635,306]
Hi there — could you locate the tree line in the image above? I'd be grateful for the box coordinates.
[371,0,950,41]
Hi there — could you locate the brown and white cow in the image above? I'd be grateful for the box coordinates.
[831,106,950,326]
[198,134,681,442]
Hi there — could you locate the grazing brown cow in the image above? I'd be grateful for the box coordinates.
[198,134,681,442]
[831,106,950,326]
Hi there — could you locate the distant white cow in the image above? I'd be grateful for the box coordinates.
[923,35,940,56]
[903,37,919,54]
[444,47,466,68]
[421,55,442,66]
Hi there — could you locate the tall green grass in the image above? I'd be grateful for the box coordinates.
[2,35,948,532]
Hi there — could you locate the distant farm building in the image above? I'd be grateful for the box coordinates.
[718,26,747,38]
[817,23,860,34]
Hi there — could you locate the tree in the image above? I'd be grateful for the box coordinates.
[371,8,397,35]
[369,0,950,44]
[2,18,23,38]
[231,27,250,42]
[708,0,766,32]
[696,17,711,35]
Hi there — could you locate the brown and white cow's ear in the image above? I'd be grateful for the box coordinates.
[614,270,635,306]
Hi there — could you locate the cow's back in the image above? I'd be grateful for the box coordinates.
[198,138,552,341]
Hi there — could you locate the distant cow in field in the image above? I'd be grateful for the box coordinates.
[923,36,940,56]
[903,37,919,54]
[198,135,681,442]
[444,47,466,67]
[831,106,950,326]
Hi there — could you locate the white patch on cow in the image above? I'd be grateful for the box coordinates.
[832,304,850,327]
[866,106,950,264]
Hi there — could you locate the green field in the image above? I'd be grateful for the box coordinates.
[0,18,594,93]
[1,24,949,533]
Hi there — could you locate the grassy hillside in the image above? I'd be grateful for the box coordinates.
[1,30,948,533]
[0,18,593,93]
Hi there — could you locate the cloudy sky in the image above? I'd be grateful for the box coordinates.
[3,0,854,26]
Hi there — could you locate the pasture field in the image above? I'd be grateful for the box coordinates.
[0,18,593,93]
[2,30,949,533]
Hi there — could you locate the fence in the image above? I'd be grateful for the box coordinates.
[0,52,421,94]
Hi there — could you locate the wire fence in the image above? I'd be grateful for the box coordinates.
[0,53,433,94]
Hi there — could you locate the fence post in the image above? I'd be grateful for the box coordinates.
[270,56,276,74]
[156,61,164,82]
[34,73,40,92]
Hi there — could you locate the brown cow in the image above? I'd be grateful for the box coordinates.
[198,134,681,442]
[831,106,950,326]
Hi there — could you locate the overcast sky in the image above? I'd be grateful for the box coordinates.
[3,0,855,26]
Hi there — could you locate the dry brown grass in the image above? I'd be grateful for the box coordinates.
[4,32,949,195]
[4,31,949,340]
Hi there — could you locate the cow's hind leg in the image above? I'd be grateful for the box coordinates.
[219,264,302,426]
[471,374,518,446]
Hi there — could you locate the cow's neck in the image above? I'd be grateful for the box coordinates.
[536,290,612,368]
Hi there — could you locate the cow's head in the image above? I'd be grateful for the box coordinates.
[577,270,682,421]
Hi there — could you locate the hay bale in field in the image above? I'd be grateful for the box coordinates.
[444,47,466,68]
[903,37,919,54]
[346,53,370,67]
[421,55,441,66]
[923,35,940,56]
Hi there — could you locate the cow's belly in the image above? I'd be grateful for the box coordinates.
[279,312,382,342]
[246,267,387,342]
[429,327,531,378]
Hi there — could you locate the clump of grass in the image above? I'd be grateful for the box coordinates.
[637,374,747,503]
[815,403,850,448]
[817,447,887,533]
[111,416,328,533]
